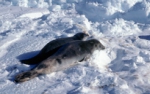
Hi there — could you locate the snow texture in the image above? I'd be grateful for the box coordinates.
[0,0,150,94]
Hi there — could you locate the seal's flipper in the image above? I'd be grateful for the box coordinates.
[79,54,91,62]
[79,58,85,62]
[15,71,39,83]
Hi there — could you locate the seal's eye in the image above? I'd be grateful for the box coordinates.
[95,44,98,48]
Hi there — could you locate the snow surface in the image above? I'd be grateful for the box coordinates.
[0,0,150,94]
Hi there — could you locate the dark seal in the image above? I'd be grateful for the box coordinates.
[20,32,89,65]
[15,39,105,83]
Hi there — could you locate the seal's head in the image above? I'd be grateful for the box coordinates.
[88,39,105,50]
[73,32,89,40]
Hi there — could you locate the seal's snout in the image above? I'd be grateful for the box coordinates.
[99,44,105,50]
[85,33,89,36]
[102,45,105,50]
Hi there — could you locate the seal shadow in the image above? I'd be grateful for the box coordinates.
[16,50,40,60]
[139,35,150,40]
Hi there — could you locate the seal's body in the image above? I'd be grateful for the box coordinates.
[15,39,105,83]
[20,33,89,65]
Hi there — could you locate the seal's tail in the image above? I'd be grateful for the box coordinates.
[15,70,39,83]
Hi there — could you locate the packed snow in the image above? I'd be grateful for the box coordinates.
[0,0,150,94]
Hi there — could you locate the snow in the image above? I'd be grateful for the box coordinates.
[0,0,150,94]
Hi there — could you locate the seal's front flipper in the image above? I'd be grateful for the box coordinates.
[79,58,85,62]
[79,55,91,62]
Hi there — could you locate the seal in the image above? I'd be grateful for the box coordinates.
[15,39,105,83]
[20,32,89,65]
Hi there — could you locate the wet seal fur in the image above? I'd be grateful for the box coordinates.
[15,39,105,83]
[20,32,89,65]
